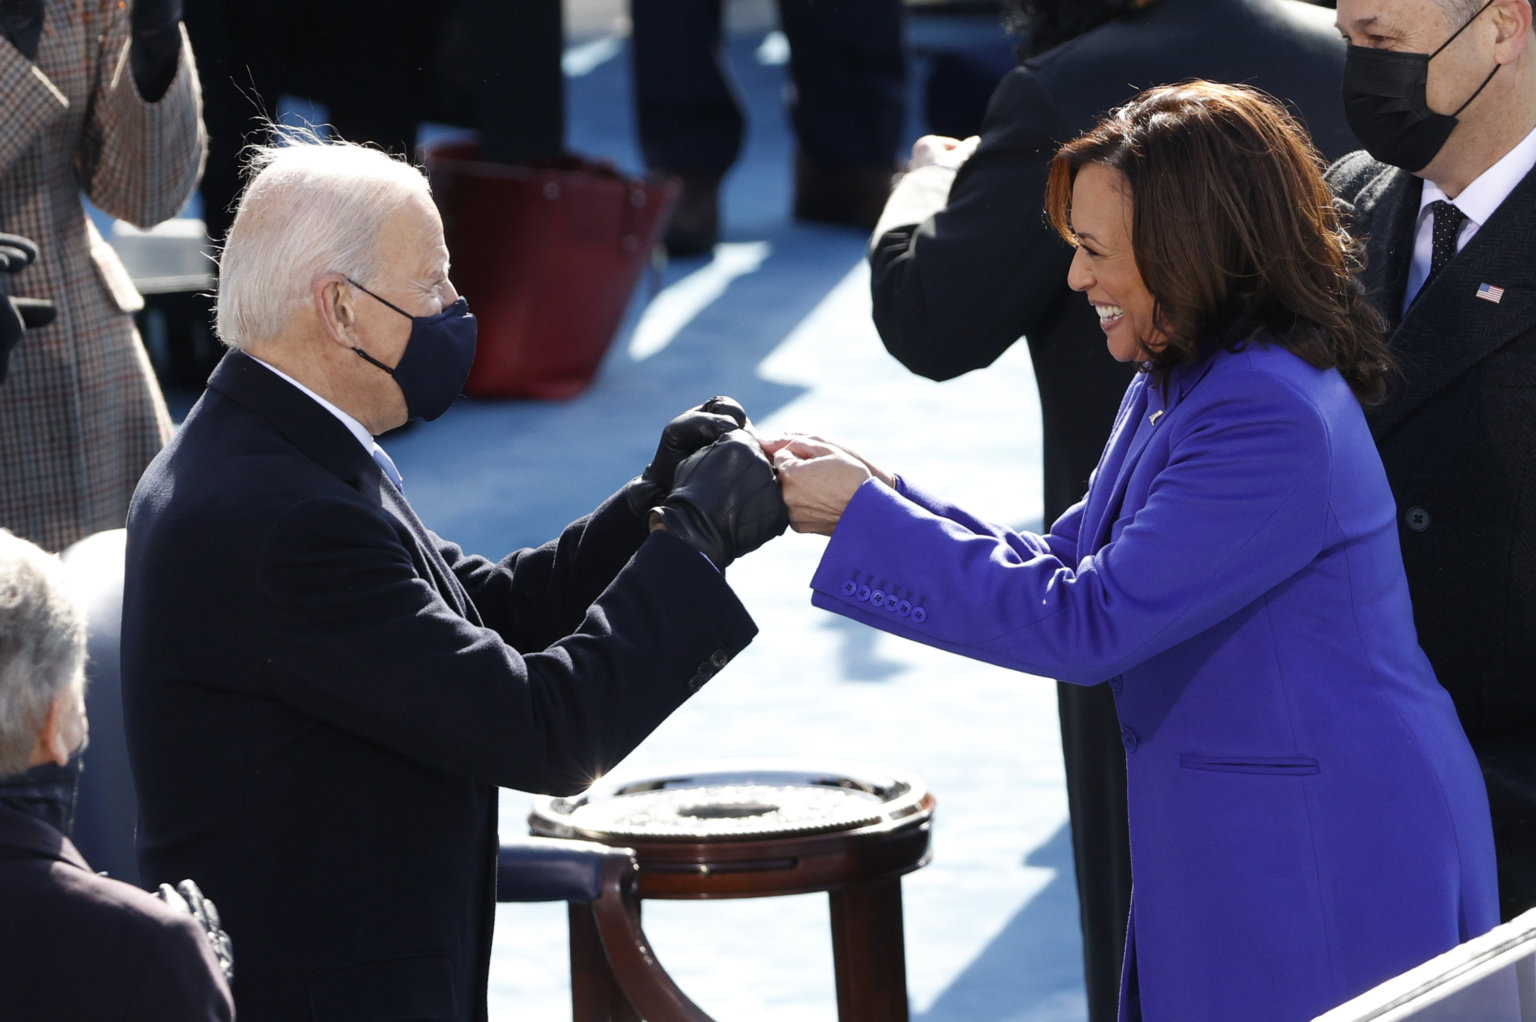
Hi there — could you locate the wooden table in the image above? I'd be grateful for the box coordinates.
[529,761,936,1022]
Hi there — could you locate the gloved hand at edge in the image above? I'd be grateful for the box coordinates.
[0,233,56,387]
[157,878,235,982]
[0,0,44,62]
[129,0,184,101]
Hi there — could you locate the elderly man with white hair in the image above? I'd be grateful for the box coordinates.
[0,529,233,1020]
[121,134,786,1021]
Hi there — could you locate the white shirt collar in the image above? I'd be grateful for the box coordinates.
[249,355,378,450]
[246,354,404,490]
[1418,121,1536,227]
[1404,122,1536,311]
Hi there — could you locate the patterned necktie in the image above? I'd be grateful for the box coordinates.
[1427,199,1468,282]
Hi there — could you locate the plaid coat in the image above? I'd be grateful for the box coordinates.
[0,4,205,551]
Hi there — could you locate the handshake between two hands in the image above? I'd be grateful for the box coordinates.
[626,397,896,568]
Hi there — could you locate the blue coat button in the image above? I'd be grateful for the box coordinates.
[856,585,871,602]
[1121,727,1138,752]
[896,600,912,617]
[1405,506,1431,532]
[870,589,886,608]
[911,606,927,624]
[841,579,858,596]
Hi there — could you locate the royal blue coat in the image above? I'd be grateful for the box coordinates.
[810,342,1499,1021]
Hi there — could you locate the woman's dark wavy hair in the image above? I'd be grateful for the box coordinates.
[1044,80,1391,406]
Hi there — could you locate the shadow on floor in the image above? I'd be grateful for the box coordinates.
[917,821,1089,1022]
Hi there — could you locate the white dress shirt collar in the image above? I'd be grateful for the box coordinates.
[248,354,405,490]
[1418,121,1536,227]
[1405,123,1536,310]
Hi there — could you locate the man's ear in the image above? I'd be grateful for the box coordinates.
[313,273,358,349]
[1494,0,1533,60]
[33,692,76,768]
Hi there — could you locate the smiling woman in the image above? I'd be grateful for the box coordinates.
[1045,81,1391,401]
[769,80,1502,1022]
[1058,163,1161,363]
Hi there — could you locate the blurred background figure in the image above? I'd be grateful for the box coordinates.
[631,0,908,254]
[181,0,652,402]
[184,0,564,248]
[0,0,206,552]
[0,528,233,1021]
[865,1,1355,1018]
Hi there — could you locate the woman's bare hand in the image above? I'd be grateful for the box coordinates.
[763,434,895,535]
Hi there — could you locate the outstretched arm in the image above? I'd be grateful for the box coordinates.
[256,497,757,795]
[806,373,1333,684]
[869,67,1076,381]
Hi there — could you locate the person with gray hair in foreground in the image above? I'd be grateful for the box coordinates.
[0,528,234,1021]
[121,133,787,1021]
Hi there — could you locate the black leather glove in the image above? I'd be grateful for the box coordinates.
[129,0,183,101]
[1,233,55,387]
[157,878,235,982]
[0,233,37,273]
[622,395,749,518]
[0,0,43,61]
[652,430,788,569]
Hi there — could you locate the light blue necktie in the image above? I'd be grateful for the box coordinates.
[371,447,405,492]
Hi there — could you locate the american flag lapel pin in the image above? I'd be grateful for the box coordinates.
[1476,282,1506,304]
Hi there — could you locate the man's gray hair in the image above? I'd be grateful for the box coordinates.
[1439,0,1496,26]
[0,530,84,778]
[214,129,434,350]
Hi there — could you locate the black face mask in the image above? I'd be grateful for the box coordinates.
[1342,0,1500,173]
[0,747,84,837]
[346,277,478,423]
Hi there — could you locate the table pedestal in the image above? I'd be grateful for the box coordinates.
[529,761,936,1022]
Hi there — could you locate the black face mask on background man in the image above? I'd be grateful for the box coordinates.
[1342,0,1500,173]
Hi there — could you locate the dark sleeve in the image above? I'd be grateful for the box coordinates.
[121,911,234,1022]
[438,489,650,653]
[869,67,1077,381]
[255,497,756,794]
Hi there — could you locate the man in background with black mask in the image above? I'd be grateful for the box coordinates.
[0,528,233,1021]
[122,134,789,1021]
[1330,0,1536,924]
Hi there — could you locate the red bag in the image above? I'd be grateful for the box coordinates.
[423,143,679,399]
